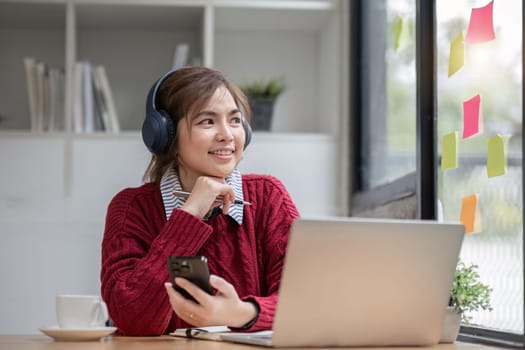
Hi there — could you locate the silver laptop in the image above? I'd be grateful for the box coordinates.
[221,217,464,347]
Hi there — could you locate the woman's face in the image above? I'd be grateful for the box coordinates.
[176,85,246,189]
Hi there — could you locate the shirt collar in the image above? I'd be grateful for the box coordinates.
[160,167,244,225]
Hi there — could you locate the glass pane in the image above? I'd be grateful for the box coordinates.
[360,0,416,190]
[437,0,523,333]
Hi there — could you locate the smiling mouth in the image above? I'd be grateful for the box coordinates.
[209,150,234,156]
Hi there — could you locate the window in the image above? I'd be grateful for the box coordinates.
[351,0,417,218]
[352,0,417,192]
[437,0,523,336]
[352,0,524,344]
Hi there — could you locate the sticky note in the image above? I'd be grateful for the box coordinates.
[460,194,482,234]
[463,94,483,139]
[465,1,496,44]
[448,32,464,77]
[394,16,411,51]
[487,134,510,178]
[441,131,458,170]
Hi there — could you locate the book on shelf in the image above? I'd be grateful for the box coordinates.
[72,62,84,133]
[23,57,38,132]
[172,43,190,69]
[34,61,47,132]
[94,65,120,133]
[23,57,65,132]
[38,62,51,131]
[48,72,64,131]
[91,68,107,132]
[71,62,119,133]
[82,62,95,133]
[47,67,65,131]
[24,57,118,134]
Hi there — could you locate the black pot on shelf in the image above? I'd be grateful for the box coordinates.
[248,96,276,131]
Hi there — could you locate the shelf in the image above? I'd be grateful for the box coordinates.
[0,2,65,30]
[76,3,203,31]
[0,2,66,131]
[0,0,343,135]
[214,3,341,134]
[75,4,205,131]
[0,0,347,335]
[212,0,336,10]
[214,5,335,32]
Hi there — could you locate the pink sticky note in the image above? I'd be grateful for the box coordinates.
[465,1,496,44]
[463,94,483,139]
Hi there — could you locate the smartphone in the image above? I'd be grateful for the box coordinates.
[167,256,213,303]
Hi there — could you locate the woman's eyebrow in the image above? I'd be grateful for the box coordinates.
[196,108,240,117]
[196,110,217,117]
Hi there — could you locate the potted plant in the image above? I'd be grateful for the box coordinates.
[440,260,493,343]
[241,78,286,131]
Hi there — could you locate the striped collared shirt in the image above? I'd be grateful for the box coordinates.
[160,167,245,224]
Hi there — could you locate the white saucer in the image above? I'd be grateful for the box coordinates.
[39,326,117,341]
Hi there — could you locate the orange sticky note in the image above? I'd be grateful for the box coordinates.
[465,1,496,44]
[460,194,482,234]
[448,32,464,77]
[463,94,483,139]
[394,16,411,51]
[487,134,510,178]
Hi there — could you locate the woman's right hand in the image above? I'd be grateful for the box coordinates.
[180,176,236,219]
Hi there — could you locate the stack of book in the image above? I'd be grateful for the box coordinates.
[23,57,120,133]
[72,61,120,134]
[172,43,190,69]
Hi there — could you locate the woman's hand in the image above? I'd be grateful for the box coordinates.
[164,275,257,328]
[180,176,236,219]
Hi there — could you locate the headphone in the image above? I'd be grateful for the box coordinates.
[142,69,252,155]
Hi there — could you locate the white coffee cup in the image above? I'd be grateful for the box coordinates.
[56,295,108,329]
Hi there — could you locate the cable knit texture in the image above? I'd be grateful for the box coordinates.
[101,174,299,336]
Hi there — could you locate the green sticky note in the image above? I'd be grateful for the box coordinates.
[441,131,458,170]
[394,16,411,51]
[487,134,510,178]
[448,32,464,77]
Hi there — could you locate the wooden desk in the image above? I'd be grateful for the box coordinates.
[0,335,501,350]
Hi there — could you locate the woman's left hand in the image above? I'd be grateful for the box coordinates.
[164,275,257,328]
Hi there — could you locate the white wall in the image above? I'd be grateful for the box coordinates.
[0,132,337,334]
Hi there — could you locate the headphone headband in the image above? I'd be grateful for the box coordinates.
[146,69,176,118]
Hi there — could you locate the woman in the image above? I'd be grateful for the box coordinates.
[100,66,299,336]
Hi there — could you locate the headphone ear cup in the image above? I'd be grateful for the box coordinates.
[243,119,252,150]
[144,69,179,155]
[142,109,175,155]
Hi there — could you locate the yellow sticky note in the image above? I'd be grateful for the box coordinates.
[460,194,482,234]
[487,134,511,178]
[441,131,458,170]
[394,16,411,51]
[448,32,464,77]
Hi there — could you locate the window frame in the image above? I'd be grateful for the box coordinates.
[349,0,525,345]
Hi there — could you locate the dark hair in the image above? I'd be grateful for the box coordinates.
[143,66,251,183]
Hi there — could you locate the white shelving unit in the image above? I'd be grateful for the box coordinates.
[0,0,348,333]
[0,0,343,134]
[0,1,66,130]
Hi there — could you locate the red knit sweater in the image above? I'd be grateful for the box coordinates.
[100,174,299,336]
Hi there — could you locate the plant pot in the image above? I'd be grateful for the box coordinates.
[439,306,461,343]
[248,96,276,131]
